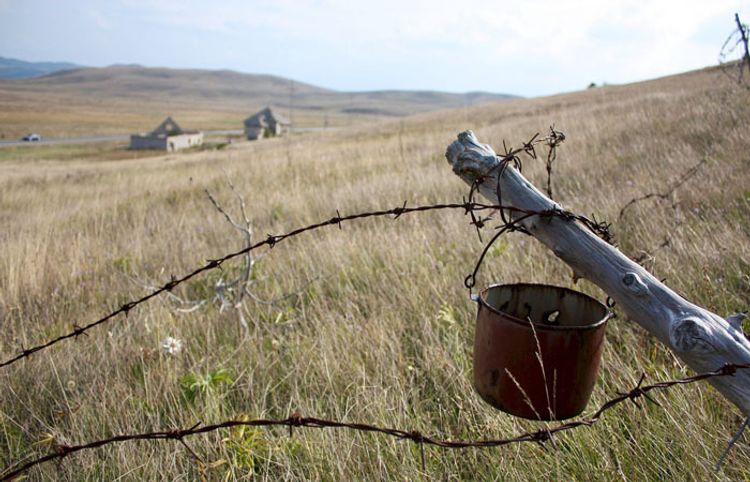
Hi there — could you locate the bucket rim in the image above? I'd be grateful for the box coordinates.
[477,282,613,331]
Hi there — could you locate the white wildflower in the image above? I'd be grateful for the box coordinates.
[692,207,701,215]
[161,336,183,356]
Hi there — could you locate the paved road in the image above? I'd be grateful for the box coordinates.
[0,127,330,148]
[0,134,129,148]
[0,130,244,148]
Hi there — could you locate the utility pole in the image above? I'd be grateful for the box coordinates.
[285,79,295,167]
[288,79,295,129]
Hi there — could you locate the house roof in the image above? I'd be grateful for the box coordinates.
[150,116,184,136]
[244,107,290,128]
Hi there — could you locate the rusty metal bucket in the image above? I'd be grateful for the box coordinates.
[473,283,610,421]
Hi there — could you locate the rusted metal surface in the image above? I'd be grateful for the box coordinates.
[473,283,611,420]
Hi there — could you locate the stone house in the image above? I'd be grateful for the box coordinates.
[243,107,290,140]
[130,117,203,151]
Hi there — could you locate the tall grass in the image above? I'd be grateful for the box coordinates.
[1,66,750,480]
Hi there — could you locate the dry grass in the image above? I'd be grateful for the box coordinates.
[1,65,750,481]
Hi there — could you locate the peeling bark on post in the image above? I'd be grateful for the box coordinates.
[446,130,750,414]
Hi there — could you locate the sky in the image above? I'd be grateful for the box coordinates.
[0,0,748,96]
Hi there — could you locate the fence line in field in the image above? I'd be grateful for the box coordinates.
[2,129,726,480]
[3,126,706,370]
[1,129,584,370]
[2,363,748,481]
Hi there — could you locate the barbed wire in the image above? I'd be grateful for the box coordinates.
[618,157,706,221]
[3,129,749,478]
[613,156,706,270]
[0,128,599,370]
[719,13,750,86]
[2,363,747,481]
[0,201,499,370]
[461,126,611,290]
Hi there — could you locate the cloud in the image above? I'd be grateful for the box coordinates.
[87,9,112,30]
[119,1,745,53]
[0,0,14,14]
[3,0,748,94]
[120,0,747,92]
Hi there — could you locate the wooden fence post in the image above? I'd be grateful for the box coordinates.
[446,130,750,414]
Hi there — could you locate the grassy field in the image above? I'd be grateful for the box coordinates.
[1,65,750,481]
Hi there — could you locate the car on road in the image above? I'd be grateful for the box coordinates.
[22,133,42,142]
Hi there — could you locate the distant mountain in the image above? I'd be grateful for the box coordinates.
[0,63,518,137]
[24,64,331,100]
[0,56,82,79]
[0,64,516,116]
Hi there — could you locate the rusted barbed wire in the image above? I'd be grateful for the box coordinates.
[618,157,706,221]
[462,204,612,291]
[1,128,599,369]
[0,201,499,369]
[2,129,747,478]
[3,363,748,481]
[615,157,706,269]
[544,125,565,199]
[461,126,611,289]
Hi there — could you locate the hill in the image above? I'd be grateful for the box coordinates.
[0,56,81,79]
[0,64,515,138]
